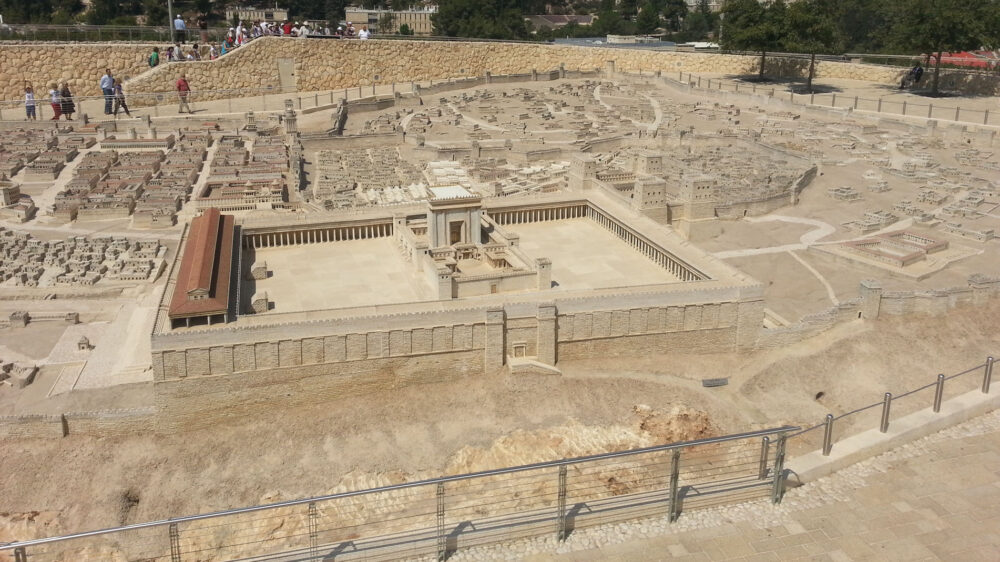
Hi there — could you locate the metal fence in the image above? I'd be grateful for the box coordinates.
[662,71,1000,127]
[0,426,795,561]
[0,24,234,43]
[788,356,995,457]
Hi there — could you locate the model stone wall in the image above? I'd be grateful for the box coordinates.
[0,43,155,101]
[5,39,999,104]
[120,38,925,103]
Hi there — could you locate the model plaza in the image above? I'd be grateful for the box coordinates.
[248,186,690,311]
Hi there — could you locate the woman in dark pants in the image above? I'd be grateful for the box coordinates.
[113,79,132,118]
[59,83,75,120]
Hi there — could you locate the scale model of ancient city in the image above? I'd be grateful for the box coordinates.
[0,42,998,560]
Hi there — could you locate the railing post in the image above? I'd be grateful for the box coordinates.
[928,103,933,118]
[668,449,681,522]
[902,100,907,115]
[982,356,994,394]
[955,107,960,121]
[308,502,318,559]
[880,392,892,433]
[984,109,989,125]
[933,373,945,413]
[436,482,446,562]
[877,98,882,112]
[14,547,27,562]
[831,93,836,107]
[757,436,770,480]
[556,465,568,541]
[771,434,788,504]
[169,522,181,562]
[821,414,834,456]
[854,95,858,109]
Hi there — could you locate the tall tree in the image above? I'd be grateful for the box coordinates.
[661,0,687,32]
[636,2,661,34]
[889,0,990,94]
[783,0,840,92]
[721,0,773,80]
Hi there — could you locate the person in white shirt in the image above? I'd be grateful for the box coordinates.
[24,83,36,121]
[99,68,114,114]
[174,15,187,42]
[358,26,370,40]
[299,22,310,38]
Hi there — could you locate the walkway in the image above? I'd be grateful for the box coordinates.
[452,409,1000,561]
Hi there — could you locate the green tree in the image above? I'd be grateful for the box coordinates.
[377,11,397,34]
[683,0,717,40]
[142,0,167,26]
[889,0,991,94]
[432,0,531,39]
[399,23,414,35]
[636,2,661,34]
[661,0,687,32]
[619,0,640,18]
[721,0,786,80]
[86,0,124,24]
[783,0,840,92]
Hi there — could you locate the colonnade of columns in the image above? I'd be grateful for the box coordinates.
[244,223,393,249]
[585,206,702,282]
[492,204,587,225]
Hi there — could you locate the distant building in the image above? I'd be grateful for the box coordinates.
[225,6,289,23]
[524,14,595,30]
[344,6,437,35]
[686,0,724,11]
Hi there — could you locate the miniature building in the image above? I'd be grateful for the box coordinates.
[77,336,93,351]
[167,208,236,328]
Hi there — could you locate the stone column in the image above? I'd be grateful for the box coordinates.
[485,307,506,370]
[537,303,557,366]
[860,280,883,319]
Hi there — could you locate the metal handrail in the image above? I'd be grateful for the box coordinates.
[0,425,797,550]
[791,357,996,456]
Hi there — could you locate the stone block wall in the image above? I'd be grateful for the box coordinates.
[5,39,1000,105]
[0,43,155,101]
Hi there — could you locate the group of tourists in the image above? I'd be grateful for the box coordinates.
[22,81,76,121]
[21,68,132,122]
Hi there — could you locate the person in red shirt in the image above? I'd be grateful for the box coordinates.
[282,21,293,36]
[176,73,192,114]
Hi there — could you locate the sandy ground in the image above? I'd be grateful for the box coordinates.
[0,299,997,543]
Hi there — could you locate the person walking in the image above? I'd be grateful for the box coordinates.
[100,68,114,115]
[112,78,131,118]
[24,83,37,121]
[48,83,62,121]
[198,16,208,43]
[59,83,75,120]
[176,73,192,114]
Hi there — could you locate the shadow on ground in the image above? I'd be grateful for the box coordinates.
[722,74,845,94]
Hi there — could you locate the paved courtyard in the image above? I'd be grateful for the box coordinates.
[509,218,681,290]
[251,238,436,312]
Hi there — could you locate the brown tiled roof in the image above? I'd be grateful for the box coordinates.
[168,208,234,319]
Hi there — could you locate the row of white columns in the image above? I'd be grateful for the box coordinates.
[246,224,393,249]
[586,207,699,282]
[495,205,587,225]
